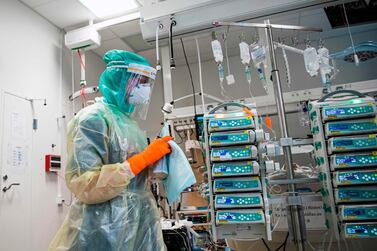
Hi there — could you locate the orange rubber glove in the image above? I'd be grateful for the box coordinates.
[128,136,173,175]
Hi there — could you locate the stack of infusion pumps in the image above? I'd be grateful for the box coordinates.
[309,93,377,239]
[204,107,270,241]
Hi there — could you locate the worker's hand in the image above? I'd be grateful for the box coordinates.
[127,136,173,175]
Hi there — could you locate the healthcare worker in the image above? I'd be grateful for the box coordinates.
[49,50,171,251]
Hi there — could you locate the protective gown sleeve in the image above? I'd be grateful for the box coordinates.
[65,111,134,204]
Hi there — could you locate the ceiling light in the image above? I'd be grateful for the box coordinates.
[79,0,139,18]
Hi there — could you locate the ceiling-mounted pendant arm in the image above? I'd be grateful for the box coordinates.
[156,23,164,70]
[213,21,322,32]
[169,17,177,69]
[77,49,86,86]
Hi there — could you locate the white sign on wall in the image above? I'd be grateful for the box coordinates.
[11,112,25,139]
[7,143,28,170]
[6,111,29,172]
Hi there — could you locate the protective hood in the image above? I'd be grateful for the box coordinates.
[98,50,152,114]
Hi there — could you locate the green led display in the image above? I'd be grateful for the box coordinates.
[216,209,264,224]
[212,161,259,177]
[209,117,254,132]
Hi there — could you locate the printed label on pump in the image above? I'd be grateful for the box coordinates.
[272,202,326,230]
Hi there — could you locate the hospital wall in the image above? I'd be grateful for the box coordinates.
[0,0,89,250]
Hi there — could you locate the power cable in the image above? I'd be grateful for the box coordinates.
[180,38,197,116]
[274,232,289,251]
[262,238,272,251]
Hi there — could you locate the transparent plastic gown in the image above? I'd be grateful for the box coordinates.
[49,50,166,251]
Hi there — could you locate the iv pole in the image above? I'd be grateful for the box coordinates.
[213,20,322,251]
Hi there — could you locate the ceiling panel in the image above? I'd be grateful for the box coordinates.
[99,29,118,41]
[93,38,134,57]
[110,19,141,38]
[122,34,154,52]
[20,0,55,8]
[34,0,95,28]
[138,49,156,64]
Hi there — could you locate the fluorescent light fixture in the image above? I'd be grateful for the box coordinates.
[79,0,139,18]
[93,12,141,30]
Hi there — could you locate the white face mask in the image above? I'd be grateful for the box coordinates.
[128,84,151,105]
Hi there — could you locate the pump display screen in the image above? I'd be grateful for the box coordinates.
[323,104,376,122]
[208,117,254,132]
[211,135,230,141]
[214,164,251,173]
[329,124,349,130]
[347,191,361,197]
[217,212,262,221]
[339,174,359,181]
[218,167,232,172]
[336,170,377,185]
[210,119,251,128]
[336,157,357,164]
[210,131,253,146]
[215,194,262,208]
[336,187,377,202]
[326,108,346,115]
[211,146,257,161]
[334,140,354,146]
[342,206,377,221]
[344,223,377,238]
[215,149,251,157]
[218,182,233,187]
[213,177,261,192]
[326,120,377,136]
[215,180,259,189]
[347,226,368,234]
[344,208,366,216]
[212,161,259,177]
[325,106,374,116]
[219,213,236,220]
[216,210,265,224]
[333,153,377,168]
[331,136,377,151]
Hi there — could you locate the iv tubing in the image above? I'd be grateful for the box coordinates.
[195,38,206,113]
[342,3,358,64]
[155,23,162,69]
[156,25,159,64]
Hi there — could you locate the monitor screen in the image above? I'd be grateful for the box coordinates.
[195,114,204,141]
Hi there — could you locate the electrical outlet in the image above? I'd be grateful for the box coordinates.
[56,195,64,206]
[173,117,195,126]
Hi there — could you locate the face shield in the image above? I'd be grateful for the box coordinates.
[125,63,157,120]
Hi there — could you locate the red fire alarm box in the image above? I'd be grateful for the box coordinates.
[45,154,61,172]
